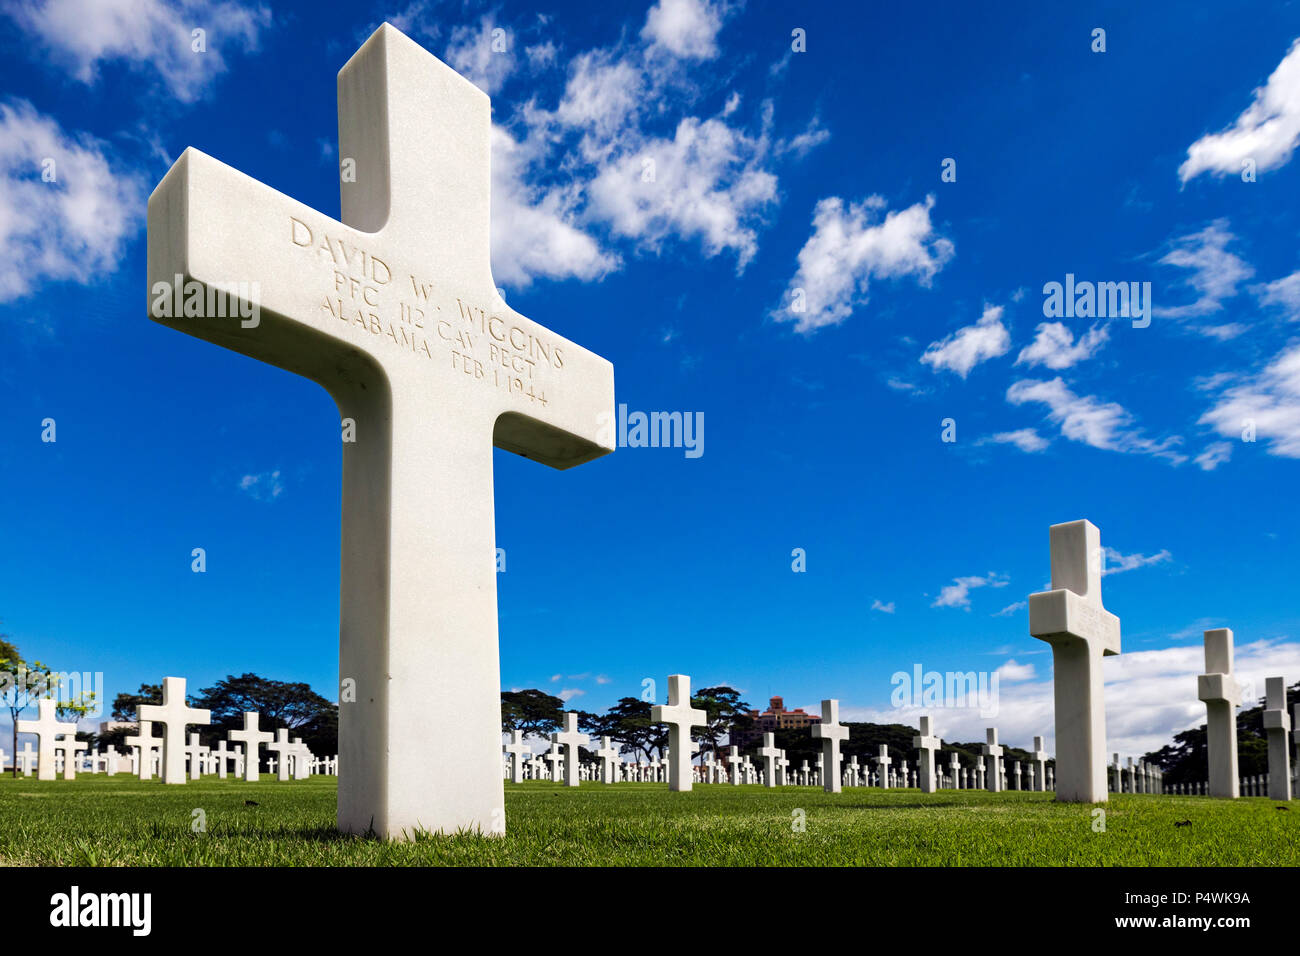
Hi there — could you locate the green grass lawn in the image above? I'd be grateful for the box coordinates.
[0,776,1294,866]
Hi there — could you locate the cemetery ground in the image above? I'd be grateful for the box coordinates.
[1,776,1294,867]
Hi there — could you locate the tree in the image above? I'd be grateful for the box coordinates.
[111,683,162,722]
[500,689,565,738]
[586,696,666,761]
[0,634,57,778]
[194,673,338,758]
[692,686,751,757]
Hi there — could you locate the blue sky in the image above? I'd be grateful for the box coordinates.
[2,0,1300,758]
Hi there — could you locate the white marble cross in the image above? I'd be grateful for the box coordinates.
[292,737,313,780]
[184,732,209,780]
[758,733,781,788]
[949,752,962,789]
[56,735,87,781]
[125,722,159,781]
[1263,678,1293,801]
[810,698,849,794]
[17,742,36,777]
[503,730,531,784]
[1030,736,1048,793]
[545,747,564,783]
[229,712,274,782]
[266,729,294,782]
[1197,628,1241,799]
[727,745,743,785]
[596,736,618,784]
[982,728,1004,793]
[145,23,613,840]
[913,715,941,794]
[15,698,78,782]
[551,712,589,788]
[136,677,211,785]
[650,674,707,792]
[875,744,892,790]
[1029,519,1121,802]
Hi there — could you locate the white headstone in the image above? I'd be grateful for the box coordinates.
[266,729,294,782]
[811,699,849,794]
[913,715,941,794]
[758,733,781,788]
[982,728,1004,793]
[1197,628,1241,799]
[229,712,274,782]
[145,23,614,839]
[14,698,78,782]
[503,730,531,784]
[650,675,707,792]
[551,712,589,788]
[1028,519,1121,802]
[1262,676,1292,801]
[136,677,211,785]
[1030,736,1048,792]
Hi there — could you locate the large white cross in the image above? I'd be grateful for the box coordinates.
[503,730,531,784]
[228,712,273,782]
[810,698,848,794]
[15,698,78,783]
[912,714,941,794]
[136,677,210,785]
[145,22,613,841]
[1029,519,1121,802]
[551,712,589,788]
[650,675,707,792]
[1198,628,1241,799]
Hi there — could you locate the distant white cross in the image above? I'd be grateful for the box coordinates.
[758,733,781,788]
[811,698,849,794]
[266,729,294,782]
[1030,736,1048,793]
[551,712,589,788]
[982,728,1004,793]
[876,744,892,790]
[228,712,274,782]
[503,730,531,784]
[596,735,619,785]
[913,715,942,794]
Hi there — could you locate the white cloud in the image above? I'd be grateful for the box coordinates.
[920,304,1010,378]
[776,194,953,333]
[1253,269,1300,321]
[994,601,1028,617]
[585,114,778,272]
[1180,37,1300,181]
[1199,341,1300,457]
[995,659,1036,682]
[489,125,619,287]
[932,572,1008,610]
[1153,220,1254,321]
[981,428,1050,453]
[640,0,727,60]
[871,599,895,614]
[0,100,145,303]
[6,0,271,103]
[558,687,586,702]
[238,469,283,501]
[1006,377,1187,464]
[443,19,516,94]
[1015,321,1109,370]
[1194,440,1233,471]
[1102,547,1171,576]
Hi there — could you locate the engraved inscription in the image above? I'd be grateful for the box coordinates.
[289,215,558,407]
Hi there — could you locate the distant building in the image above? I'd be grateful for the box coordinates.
[731,696,818,748]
